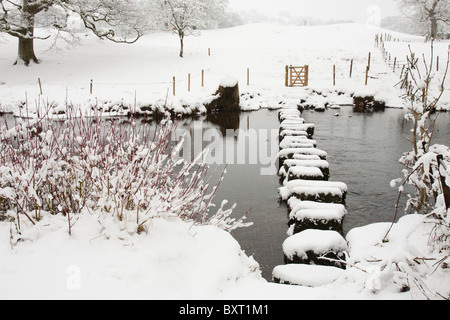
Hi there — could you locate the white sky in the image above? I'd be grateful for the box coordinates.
[228,0,401,23]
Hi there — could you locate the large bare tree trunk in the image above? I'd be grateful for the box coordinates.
[15,36,39,66]
[14,1,39,66]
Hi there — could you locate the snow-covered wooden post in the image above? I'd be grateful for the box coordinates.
[188,74,191,92]
[365,66,369,86]
[349,59,353,78]
[203,69,205,87]
[38,78,43,95]
[90,80,93,95]
[173,76,176,96]
[368,52,371,70]
[333,65,336,86]
[305,65,309,86]
[247,68,250,86]
[285,65,289,87]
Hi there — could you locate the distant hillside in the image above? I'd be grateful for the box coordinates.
[381,16,418,35]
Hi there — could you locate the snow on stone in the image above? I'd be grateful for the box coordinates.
[287,166,324,179]
[280,141,316,150]
[282,229,348,261]
[272,264,345,287]
[284,159,329,170]
[279,115,303,122]
[279,123,315,132]
[281,118,305,125]
[290,206,347,223]
[279,180,347,201]
[278,148,328,161]
[289,200,347,221]
[279,136,318,149]
[279,130,309,139]
[281,186,343,201]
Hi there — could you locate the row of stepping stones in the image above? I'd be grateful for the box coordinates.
[272,107,349,287]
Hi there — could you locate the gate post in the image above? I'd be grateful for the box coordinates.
[305,65,309,86]
[285,65,289,87]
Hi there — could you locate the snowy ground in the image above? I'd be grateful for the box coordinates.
[1,23,448,116]
[1,23,449,300]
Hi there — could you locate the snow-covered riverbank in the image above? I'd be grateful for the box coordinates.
[1,22,449,300]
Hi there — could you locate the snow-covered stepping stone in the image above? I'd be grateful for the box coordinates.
[280,141,315,151]
[281,119,306,126]
[279,115,303,123]
[272,264,345,287]
[279,123,315,138]
[278,156,322,177]
[288,201,347,234]
[279,136,317,150]
[286,166,325,181]
[279,129,309,142]
[282,229,348,268]
[278,148,327,167]
[279,109,301,121]
[279,179,347,204]
[282,159,330,181]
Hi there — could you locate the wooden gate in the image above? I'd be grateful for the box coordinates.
[285,65,309,87]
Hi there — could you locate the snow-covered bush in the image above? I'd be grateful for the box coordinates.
[0,103,251,245]
[385,41,450,298]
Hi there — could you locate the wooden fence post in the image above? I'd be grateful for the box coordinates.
[173,76,176,96]
[437,56,439,72]
[90,79,93,95]
[349,59,353,78]
[368,52,371,70]
[202,69,204,87]
[285,65,289,87]
[247,68,250,86]
[305,65,309,86]
[365,66,369,86]
[188,73,191,92]
[333,65,336,86]
[393,57,397,72]
[38,78,43,95]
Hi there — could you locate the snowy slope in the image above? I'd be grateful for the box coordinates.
[2,23,447,116]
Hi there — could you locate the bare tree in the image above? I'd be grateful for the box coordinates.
[398,0,450,40]
[0,0,149,66]
[156,0,227,58]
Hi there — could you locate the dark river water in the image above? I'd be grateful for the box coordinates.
[197,107,450,281]
[2,107,449,281]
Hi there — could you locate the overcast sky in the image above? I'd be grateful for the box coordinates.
[228,0,401,23]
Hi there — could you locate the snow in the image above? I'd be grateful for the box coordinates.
[279,179,348,200]
[0,215,262,300]
[272,264,345,287]
[290,207,347,222]
[278,148,328,160]
[287,166,324,179]
[219,76,238,88]
[1,22,449,300]
[282,229,348,261]
[283,159,330,170]
[279,136,318,149]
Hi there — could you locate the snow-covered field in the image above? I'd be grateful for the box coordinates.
[1,23,449,300]
[1,22,448,116]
